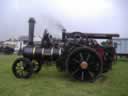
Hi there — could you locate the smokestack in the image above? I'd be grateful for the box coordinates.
[62,28,66,41]
[28,17,36,46]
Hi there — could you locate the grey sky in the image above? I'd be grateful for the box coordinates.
[0,0,128,40]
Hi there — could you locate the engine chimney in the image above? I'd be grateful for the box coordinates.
[62,28,66,41]
[28,17,36,46]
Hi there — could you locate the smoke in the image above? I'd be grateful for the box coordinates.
[38,15,65,38]
[55,20,65,31]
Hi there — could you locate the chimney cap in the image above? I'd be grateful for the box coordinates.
[62,28,66,32]
[29,17,36,23]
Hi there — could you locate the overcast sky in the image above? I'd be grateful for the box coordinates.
[0,0,128,40]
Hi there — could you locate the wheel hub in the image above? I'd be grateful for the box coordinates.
[20,66,24,70]
[80,61,88,69]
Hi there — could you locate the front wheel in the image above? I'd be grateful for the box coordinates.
[12,58,33,79]
[32,60,42,73]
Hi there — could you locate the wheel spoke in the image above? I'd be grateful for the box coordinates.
[16,66,21,70]
[88,62,100,72]
[17,63,21,67]
[72,59,80,64]
[80,53,84,61]
[86,54,90,62]
[86,70,94,79]
[19,61,24,67]
[18,70,23,76]
[22,70,28,77]
[71,68,80,76]
[81,71,85,80]
[88,57,99,67]
[17,63,24,76]
[87,56,95,64]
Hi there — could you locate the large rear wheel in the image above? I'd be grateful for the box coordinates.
[66,47,103,82]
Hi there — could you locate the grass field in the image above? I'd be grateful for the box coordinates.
[0,55,128,96]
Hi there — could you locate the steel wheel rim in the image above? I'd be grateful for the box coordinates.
[32,60,39,71]
[66,47,102,81]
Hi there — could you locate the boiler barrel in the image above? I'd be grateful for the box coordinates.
[22,47,62,59]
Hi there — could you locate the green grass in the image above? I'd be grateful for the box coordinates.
[0,55,128,96]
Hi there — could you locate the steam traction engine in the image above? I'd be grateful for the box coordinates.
[12,18,119,82]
